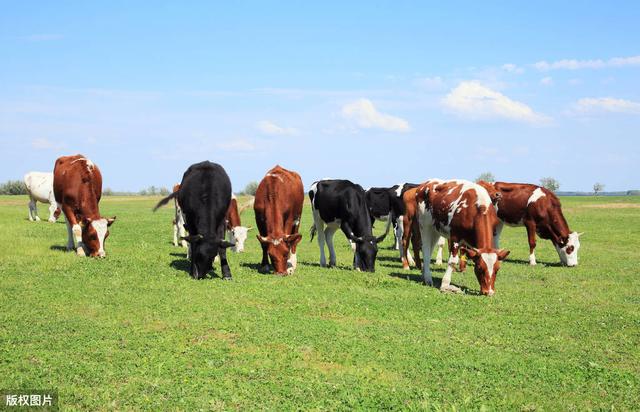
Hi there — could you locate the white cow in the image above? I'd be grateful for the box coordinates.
[24,172,60,223]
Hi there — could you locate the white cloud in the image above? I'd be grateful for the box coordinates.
[534,55,640,71]
[574,97,640,115]
[341,98,410,132]
[442,81,550,124]
[256,120,297,136]
[540,77,553,86]
[414,76,446,91]
[217,139,257,152]
[31,138,63,151]
[502,63,524,74]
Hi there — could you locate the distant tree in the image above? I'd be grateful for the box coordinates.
[103,187,114,196]
[476,172,496,183]
[593,182,605,195]
[0,180,28,195]
[139,188,147,196]
[159,187,170,196]
[627,190,640,196]
[540,177,560,192]
[241,181,259,196]
[149,186,157,196]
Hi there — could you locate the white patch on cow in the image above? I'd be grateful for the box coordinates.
[266,172,284,182]
[232,193,237,200]
[481,252,498,278]
[293,218,300,227]
[92,219,109,257]
[394,184,404,197]
[529,252,537,266]
[446,180,492,225]
[527,188,546,205]
[230,226,249,252]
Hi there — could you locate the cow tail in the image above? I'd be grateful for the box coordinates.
[309,224,316,241]
[153,191,178,212]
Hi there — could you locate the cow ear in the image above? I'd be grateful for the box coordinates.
[181,234,204,243]
[497,249,510,261]
[107,216,116,226]
[461,246,480,259]
[284,233,302,247]
[256,235,270,244]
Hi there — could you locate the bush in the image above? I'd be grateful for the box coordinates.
[0,180,28,195]
[540,177,560,192]
[241,181,259,196]
[476,172,495,183]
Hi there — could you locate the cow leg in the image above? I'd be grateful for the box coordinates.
[395,215,404,257]
[401,215,415,269]
[218,246,232,280]
[493,221,504,249]
[325,224,339,268]
[420,226,439,286]
[65,219,75,251]
[62,206,84,256]
[179,216,188,248]
[410,217,422,269]
[435,236,445,265]
[312,210,327,267]
[28,198,40,222]
[525,220,538,266]
[172,219,179,247]
[440,241,462,293]
[259,240,270,273]
[47,203,58,223]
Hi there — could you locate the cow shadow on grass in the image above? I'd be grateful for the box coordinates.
[387,271,482,296]
[49,245,68,252]
[299,261,354,271]
[169,258,225,280]
[506,258,563,267]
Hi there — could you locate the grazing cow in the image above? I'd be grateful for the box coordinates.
[416,179,509,295]
[399,184,446,269]
[53,155,116,257]
[24,171,61,223]
[365,187,396,247]
[477,181,582,266]
[254,165,304,275]
[309,179,386,272]
[172,184,188,248]
[155,161,234,280]
[225,194,252,253]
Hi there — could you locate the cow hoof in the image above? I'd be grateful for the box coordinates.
[76,248,86,257]
[440,285,462,294]
[259,265,270,274]
[286,268,295,275]
[35,216,41,222]
[222,275,233,281]
[529,261,537,266]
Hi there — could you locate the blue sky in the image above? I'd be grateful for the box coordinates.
[1,1,639,191]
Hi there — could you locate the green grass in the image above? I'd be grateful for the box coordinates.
[1,195,639,410]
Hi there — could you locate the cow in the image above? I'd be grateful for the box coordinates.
[225,194,252,253]
[172,184,188,248]
[53,155,116,257]
[399,184,446,270]
[155,161,234,280]
[364,187,396,247]
[309,179,386,272]
[477,181,582,267]
[416,179,509,296]
[24,171,61,223]
[254,165,304,275]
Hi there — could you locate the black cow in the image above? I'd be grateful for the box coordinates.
[309,179,386,272]
[365,183,419,250]
[154,161,234,280]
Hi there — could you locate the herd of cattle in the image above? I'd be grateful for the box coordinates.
[22,154,582,296]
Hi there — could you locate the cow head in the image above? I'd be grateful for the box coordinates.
[555,232,582,267]
[230,226,252,252]
[182,234,234,279]
[349,233,386,272]
[257,233,302,275]
[81,216,116,257]
[462,247,510,296]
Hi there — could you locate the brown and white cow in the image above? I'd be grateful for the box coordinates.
[53,154,115,257]
[225,194,252,253]
[254,165,304,275]
[477,181,582,266]
[416,179,509,295]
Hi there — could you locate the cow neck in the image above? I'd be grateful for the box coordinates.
[78,181,101,220]
[547,210,571,245]
[473,209,497,249]
[227,199,241,228]
[349,212,373,238]
[264,205,286,238]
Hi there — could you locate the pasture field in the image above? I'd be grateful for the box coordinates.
[0,194,639,410]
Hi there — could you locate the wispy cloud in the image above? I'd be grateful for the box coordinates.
[442,81,550,124]
[573,97,640,115]
[502,63,524,74]
[341,98,410,132]
[21,34,65,42]
[534,55,640,71]
[256,120,298,136]
[216,138,257,152]
[31,138,64,151]
[540,76,553,86]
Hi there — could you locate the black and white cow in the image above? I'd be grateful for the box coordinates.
[309,179,386,272]
[155,161,234,280]
[365,183,419,252]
